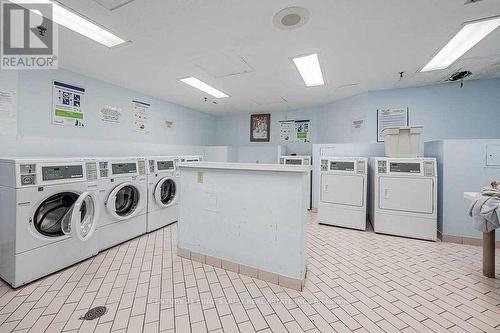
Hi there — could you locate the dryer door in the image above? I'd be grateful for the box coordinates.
[61,191,99,242]
[107,182,141,220]
[154,177,177,208]
[321,174,364,207]
[379,177,434,214]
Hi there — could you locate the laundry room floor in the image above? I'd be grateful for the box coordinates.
[0,213,499,333]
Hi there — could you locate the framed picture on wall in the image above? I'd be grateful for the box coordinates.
[250,113,271,142]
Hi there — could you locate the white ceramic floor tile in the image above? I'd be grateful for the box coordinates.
[0,213,498,333]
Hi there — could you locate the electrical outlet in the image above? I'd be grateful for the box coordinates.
[197,172,203,183]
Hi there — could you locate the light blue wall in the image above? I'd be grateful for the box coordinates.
[425,140,500,241]
[215,78,500,149]
[0,68,217,156]
[215,109,319,163]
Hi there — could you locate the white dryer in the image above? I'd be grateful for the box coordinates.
[97,157,147,251]
[179,155,203,163]
[279,155,311,166]
[280,156,312,208]
[369,157,437,241]
[146,156,179,232]
[0,158,100,288]
[318,157,368,230]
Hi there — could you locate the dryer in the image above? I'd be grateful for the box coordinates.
[318,157,368,230]
[97,157,147,251]
[179,155,203,163]
[279,155,311,166]
[0,158,100,288]
[146,156,179,232]
[369,157,437,241]
[280,155,312,208]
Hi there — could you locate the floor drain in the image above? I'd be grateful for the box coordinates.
[79,306,107,320]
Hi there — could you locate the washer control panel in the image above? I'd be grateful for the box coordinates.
[19,164,36,186]
[85,162,98,181]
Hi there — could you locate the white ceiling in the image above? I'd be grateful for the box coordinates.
[50,0,500,114]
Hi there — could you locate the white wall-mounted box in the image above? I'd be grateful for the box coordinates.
[486,145,500,166]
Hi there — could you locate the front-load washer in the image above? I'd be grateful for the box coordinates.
[0,158,100,288]
[97,157,147,251]
[318,157,368,230]
[146,156,178,232]
[369,157,437,241]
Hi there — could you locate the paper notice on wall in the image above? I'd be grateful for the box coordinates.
[0,91,17,137]
[377,108,408,142]
[132,100,150,133]
[279,120,295,143]
[295,120,310,143]
[100,106,122,123]
[352,119,365,130]
[52,81,85,127]
[0,91,13,116]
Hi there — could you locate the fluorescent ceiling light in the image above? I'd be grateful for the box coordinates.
[179,77,229,98]
[292,53,325,87]
[10,0,127,47]
[421,16,500,72]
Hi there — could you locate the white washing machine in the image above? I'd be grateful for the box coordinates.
[146,156,179,232]
[97,157,148,251]
[369,157,437,241]
[0,158,100,288]
[318,157,368,230]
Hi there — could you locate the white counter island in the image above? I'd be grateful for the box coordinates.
[177,162,310,290]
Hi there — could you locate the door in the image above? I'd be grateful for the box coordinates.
[321,174,364,207]
[61,192,99,241]
[379,177,434,214]
[33,192,80,238]
[154,177,177,208]
[107,183,141,220]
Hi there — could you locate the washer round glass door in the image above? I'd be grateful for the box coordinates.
[154,177,177,208]
[107,183,141,219]
[61,191,98,241]
[34,192,79,237]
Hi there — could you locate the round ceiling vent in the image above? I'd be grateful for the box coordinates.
[273,7,310,30]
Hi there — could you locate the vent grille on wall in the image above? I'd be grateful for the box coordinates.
[93,0,136,11]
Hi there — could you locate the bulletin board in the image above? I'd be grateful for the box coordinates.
[279,119,311,143]
[377,108,409,142]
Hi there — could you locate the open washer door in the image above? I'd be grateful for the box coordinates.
[61,191,99,242]
[154,177,177,208]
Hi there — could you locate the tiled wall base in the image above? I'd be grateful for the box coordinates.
[440,233,500,248]
[177,247,305,291]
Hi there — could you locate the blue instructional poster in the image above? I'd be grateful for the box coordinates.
[52,81,85,127]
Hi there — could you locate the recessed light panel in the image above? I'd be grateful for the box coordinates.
[11,0,128,47]
[421,16,500,72]
[179,77,229,98]
[292,53,325,87]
